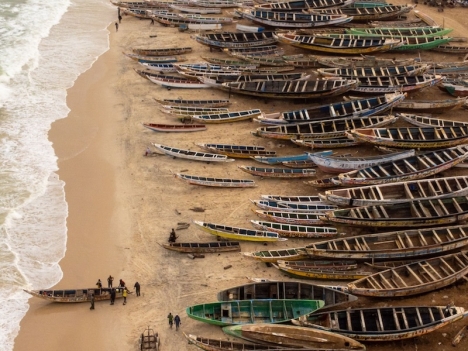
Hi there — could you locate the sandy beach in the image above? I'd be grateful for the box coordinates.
[13,2,468,351]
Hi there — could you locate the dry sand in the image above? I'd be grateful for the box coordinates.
[13,2,468,351]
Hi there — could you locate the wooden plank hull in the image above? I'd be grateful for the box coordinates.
[153,99,230,107]
[239,166,316,178]
[142,123,206,133]
[254,210,325,225]
[152,143,234,163]
[175,174,257,188]
[394,98,467,114]
[251,220,340,238]
[191,109,262,124]
[398,112,468,127]
[162,241,241,253]
[242,247,308,262]
[24,287,127,303]
[274,262,371,280]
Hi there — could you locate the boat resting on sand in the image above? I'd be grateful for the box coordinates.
[304,224,468,261]
[321,196,468,228]
[24,287,128,303]
[142,123,207,133]
[317,64,429,78]
[254,210,325,225]
[321,176,468,207]
[153,98,230,107]
[346,26,453,37]
[147,75,210,89]
[242,247,308,263]
[274,261,372,280]
[193,31,278,49]
[175,174,256,188]
[250,220,341,238]
[260,195,321,203]
[347,251,468,297]
[152,144,234,163]
[186,299,324,326]
[293,138,362,149]
[348,126,468,149]
[191,109,262,124]
[394,98,467,114]
[206,149,277,159]
[216,281,357,309]
[239,166,316,178]
[251,200,337,213]
[161,241,241,253]
[192,220,287,242]
[294,305,466,341]
[255,0,354,11]
[132,46,192,56]
[337,144,468,186]
[308,149,415,174]
[398,113,468,127]
[222,324,365,350]
[351,74,444,94]
[197,144,266,151]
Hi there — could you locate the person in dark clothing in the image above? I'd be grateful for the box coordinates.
[167,313,173,328]
[134,282,141,296]
[119,279,125,288]
[168,229,178,243]
[115,22,118,32]
[90,294,95,310]
[151,18,155,25]
[118,15,122,23]
[174,315,181,331]
[96,279,102,289]
[107,275,114,288]
[110,288,116,305]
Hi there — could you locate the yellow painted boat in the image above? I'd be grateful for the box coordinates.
[274,260,371,280]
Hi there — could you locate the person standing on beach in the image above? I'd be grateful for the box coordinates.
[167,313,173,328]
[134,282,141,296]
[174,315,181,331]
[119,279,125,288]
[110,288,116,305]
[96,279,102,289]
[115,22,118,32]
[122,288,128,305]
[107,275,114,288]
[118,15,122,23]
[90,294,95,310]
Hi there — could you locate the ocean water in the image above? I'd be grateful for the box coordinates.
[0,0,114,349]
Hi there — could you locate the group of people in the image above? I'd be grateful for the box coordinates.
[90,276,141,309]
[167,313,181,331]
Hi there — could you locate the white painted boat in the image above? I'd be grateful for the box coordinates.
[152,143,235,162]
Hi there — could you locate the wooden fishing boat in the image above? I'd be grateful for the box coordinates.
[309,149,414,174]
[124,53,187,63]
[142,123,207,133]
[121,8,152,18]
[147,74,210,89]
[322,176,468,207]
[274,260,372,280]
[170,4,222,13]
[153,98,230,108]
[261,195,322,203]
[250,220,341,238]
[227,54,289,67]
[222,324,365,350]
[254,210,325,225]
[439,81,468,97]
[251,200,337,213]
[24,287,128,303]
[318,55,417,68]
[275,33,402,55]
[201,56,254,66]
[239,166,316,178]
[110,1,169,9]
[206,149,277,159]
[398,113,468,128]
[253,115,396,140]
[294,305,466,341]
[175,174,257,188]
[317,64,429,78]
[191,109,262,124]
[160,106,228,115]
[239,10,352,29]
[321,196,468,228]
[196,73,309,85]
[217,281,358,308]
[369,18,425,28]
[192,220,287,242]
[242,247,308,262]
[225,45,284,56]
[187,23,223,30]
[293,138,362,149]
[197,144,266,152]
[259,93,405,124]
[252,153,312,165]
[282,54,322,68]
[255,0,354,11]
[193,31,278,49]
[311,5,412,22]
[348,251,468,297]
[276,260,358,271]
[432,44,468,54]
[139,62,176,73]
[236,24,265,33]
[282,160,316,168]
[193,0,240,8]
[348,126,468,149]
[351,74,444,93]
[152,144,235,163]
[337,145,468,186]
[305,224,468,261]
[364,258,424,270]
[186,299,324,326]
[394,98,467,114]
[132,46,192,56]
[211,78,358,99]
[178,14,234,24]
[347,27,453,37]
[184,333,321,351]
[162,241,241,253]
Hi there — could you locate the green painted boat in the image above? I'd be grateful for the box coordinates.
[186,299,324,326]
[346,27,453,37]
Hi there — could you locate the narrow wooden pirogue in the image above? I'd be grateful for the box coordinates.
[260,195,322,203]
[293,137,362,149]
[239,166,316,178]
[394,98,466,114]
[348,126,468,149]
[253,210,326,225]
[193,31,278,48]
[132,46,192,56]
[250,220,341,238]
[311,5,413,22]
[304,224,468,261]
[162,241,241,253]
[347,26,453,37]
[152,144,235,163]
[153,98,230,107]
[216,281,358,308]
[24,287,128,303]
[255,0,353,11]
[347,251,468,297]
[321,176,468,206]
[294,305,466,341]
[321,196,468,228]
[175,174,257,188]
[398,113,468,128]
[274,260,372,280]
[276,260,358,271]
[252,200,337,212]
[351,75,444,94]
[337,145,468,186]
[242,247,308,262]
[317,64,429,78]
[142,123,207,133]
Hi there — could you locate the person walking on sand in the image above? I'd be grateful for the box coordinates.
[110,288,116,305]
[107,275,114,288]
[90,294,95,310]
[118,15,122,23]
[167,313,173,328]
[115,22,118,32]
[134,282,141,297]
[119,279,125,288]
[96,279,102,289]
[174,315,181,331]
[123,287,128,305]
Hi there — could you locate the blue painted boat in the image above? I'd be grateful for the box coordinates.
[252,151,332,165]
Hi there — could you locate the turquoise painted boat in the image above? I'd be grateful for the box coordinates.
[186,299,324,326]
[346,27,453,37]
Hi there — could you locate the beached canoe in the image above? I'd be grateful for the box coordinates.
[321,196,468,228]
[274,261,372,280]
[192,220,287,242]
[152,144,234,163]
[142,123,207,133]
[304,224,468,261]
[190,109,262,124]
[321,176,468,207]
[239,166,316,178]
[398,112,468,127]
[310,5,413,22]
[255,0,353,11]
[293,137,362,149]
[162,241,241,253]
[132,46,192,56]
[193,31,278,49]
[206,149,277,159]
[347,251,468,297]
[242,247,308,263]
[294,305,466,341]
[250,220,341,238]
[393,98,467,114]
[147,74,210,89]
[24,287,128,303]
[260,195,322,203]
[251,200,337,213]
[175,174,257,188]
[350,74,444,94]
[197,144,266,152]
[346,26,453,37]
[222,324,366,350]
[153,98,230,107]
[254,210,325,225]
[317,64,429,78]
[186,299,324,326]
